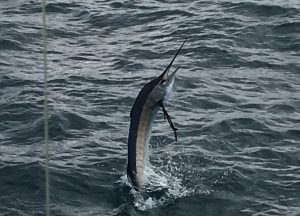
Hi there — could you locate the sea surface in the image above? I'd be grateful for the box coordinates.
[0,0,299,215]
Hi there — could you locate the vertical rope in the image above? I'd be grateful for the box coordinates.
[41,0,50,215]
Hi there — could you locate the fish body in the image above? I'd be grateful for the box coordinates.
[127,39,186,190]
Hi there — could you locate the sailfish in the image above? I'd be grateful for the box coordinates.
[127,39,187,190]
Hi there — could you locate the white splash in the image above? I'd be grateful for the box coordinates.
[131,163,192,211]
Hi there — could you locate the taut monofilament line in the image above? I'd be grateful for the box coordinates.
[41,0,50,215]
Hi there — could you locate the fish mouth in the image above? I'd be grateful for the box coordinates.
[164,66,179,87]
[169,67,179,81]
[160,39,187,81]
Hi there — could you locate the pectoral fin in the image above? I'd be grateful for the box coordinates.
[158,100,178,141]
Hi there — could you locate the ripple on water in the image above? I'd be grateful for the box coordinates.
[0,0,300,215]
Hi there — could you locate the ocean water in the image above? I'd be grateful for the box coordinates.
[0,0,300,215]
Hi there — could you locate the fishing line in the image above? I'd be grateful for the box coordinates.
[41,0,50,215]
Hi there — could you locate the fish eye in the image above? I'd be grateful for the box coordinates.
[160,79,166,85]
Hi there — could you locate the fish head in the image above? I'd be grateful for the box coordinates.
[146,39,186,104]
[150,67,179,102]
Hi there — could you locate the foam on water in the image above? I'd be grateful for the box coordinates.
[116,156,209,212]
[132,164,191,211]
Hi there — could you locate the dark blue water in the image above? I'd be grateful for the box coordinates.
[1,0,300,215]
